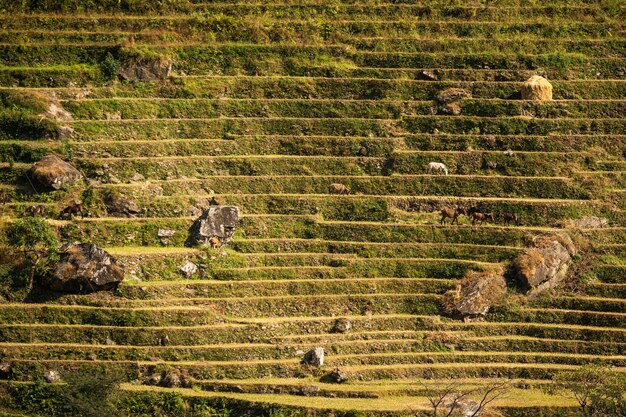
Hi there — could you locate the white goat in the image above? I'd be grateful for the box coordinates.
[426,162,449,175]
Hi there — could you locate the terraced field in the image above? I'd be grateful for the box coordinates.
[0,1,624,416]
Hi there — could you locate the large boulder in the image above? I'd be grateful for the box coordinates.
[437,88,471,104]
[327,368,349,384]
[521,75,553,101]
[105,193,141,217]
[29,155,82,190]
[513,232,576,294]
[568,216,608,229]
[118,57,172,81]
[43,243,125,293]
[444,266,506,318]
[301,347,324,367]
[436,88,471,115]
[43,102,73,122]
[331,318,352,333]
[44,370,61,383]
[187,206,240,246]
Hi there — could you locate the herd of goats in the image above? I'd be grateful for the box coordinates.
[328,162,520,226]
[1,162,519,226]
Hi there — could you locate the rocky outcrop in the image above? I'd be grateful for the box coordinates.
[57,125,75,140]
[301,347,324,367]
[118,57,172,81]
[187,206,240,246]
[521,75,553,101]
[44,370,61,383]
[568,216,609,229]
[444,266,506,319]
[43,102,73,122]
[43,243,125,293]
[436,88,471,115]
[0,362,11,378]
[331,318,352,333]
[105,193,141,217]
[158,228,176,245]
[513,232,576,295]
[144,370,192,388]
[327,368,348,383]
[179,261,198,277]
[29,154,82,190]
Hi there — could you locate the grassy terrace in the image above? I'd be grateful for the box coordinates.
[0,0,624,416]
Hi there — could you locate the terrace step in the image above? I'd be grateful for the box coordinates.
[116,278,455,299]
[115,383,576,415]
[64,117,626,142]
[59,98,626,120]
[6,356,623,382]
[7,79,625,101]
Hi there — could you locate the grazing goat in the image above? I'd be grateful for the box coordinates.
[209,236,220,249]
[426,162,448,175]
[59,201,87,219]
[440,207,466,225]
[470,211,494,225]
[23,204,45,217]
[466,206,483,216]
[501,212,519,226]
[0,190,8,205]
[328,183,351,195]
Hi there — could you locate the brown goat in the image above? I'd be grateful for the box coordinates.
[328,183,351,195]
[501,212,519,226]
[440,207,466,225]
[209,236,220,249]
[0,190,8,205]
[470,211,494,225]
[59,201,87,219]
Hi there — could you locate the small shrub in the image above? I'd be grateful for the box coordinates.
[101,52,121,81]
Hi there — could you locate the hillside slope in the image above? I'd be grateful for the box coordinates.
[0,1,624,416]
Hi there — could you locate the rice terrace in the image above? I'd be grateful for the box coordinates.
[0,0,625,416]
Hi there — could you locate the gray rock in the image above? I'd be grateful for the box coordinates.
[513,232,576,294]
[188,206,240,246]
[301,347,324,367]
[442,396,481,417]
[143,375,162,386]
[331,318,352,333]
[437,88,471,104]
[436,88,471,116]
[445,267,506,318]
[0,362,11,378]
[439,102,462,115]
[44,370,61,383]
[160,370,181,388]
[29,154,82,190]
[421,70,438,81]
[131,172,145,182]
[299,385,321,396]
[179,261,198,277]
[105,193,141,217]
[569,216,608,229]
[57,125,75,140]
[43,243,125,293]
[158,229,176,238]
[119,57,172,81]
[328,368,348,383]
[43,102,73,122]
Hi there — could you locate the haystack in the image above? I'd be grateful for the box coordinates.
[521,75,553,101]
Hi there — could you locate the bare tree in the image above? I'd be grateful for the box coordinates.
[414,375,510,417]
[469,380,510,417]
